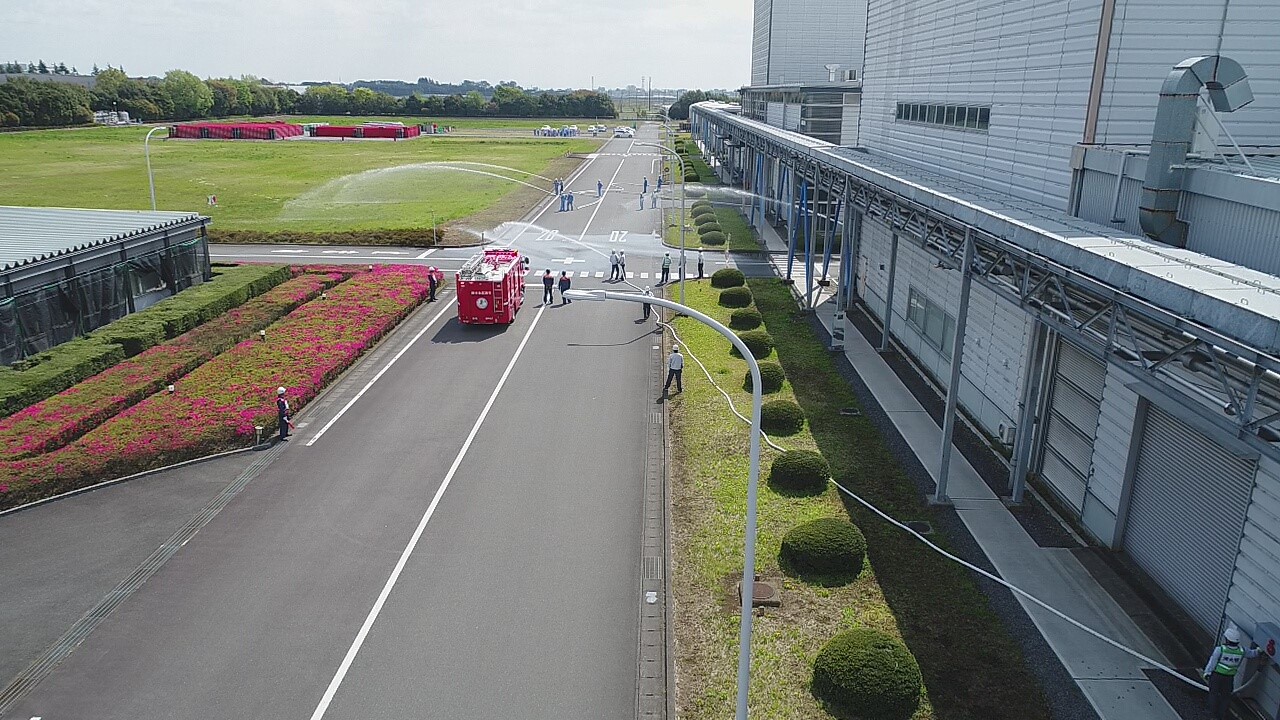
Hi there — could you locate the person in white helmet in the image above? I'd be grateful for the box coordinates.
[276,387,291,442]
[664,345,684,395]
[1203,625,1262,719]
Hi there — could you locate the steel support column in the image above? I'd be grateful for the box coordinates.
[935,231,976,504]
[880,231,899,353]
[786,168,800,281]
[805,171,817,308]
[823,192,842,282]
[1010,318,1049,503]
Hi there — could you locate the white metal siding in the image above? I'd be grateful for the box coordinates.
[1097,0,1280,148]
[840,102,862,146]
[783,104,801,132]
[752,0,773,87]
[856,215,1031,438]
[766,102,784,128]
[1083,365,1140,546]
[859,0,1102,212]
[1124,404,1256,634]
[756,0,867,85]
[1224,456,1280,717]
[1179,192,1280,278]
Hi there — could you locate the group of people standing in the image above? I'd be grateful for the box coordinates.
[608,250,628,281]
[541,269,574,305]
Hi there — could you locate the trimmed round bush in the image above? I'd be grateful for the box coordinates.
[700,231,726,246]
[697,220,722,233]
[694,214,720,229]
[684,173,699,183]
[769,450,830,494]
[691,205,716,219]
[729,307,762,330]
[736,328,774,359]
[781,517,863,576]
[718,286,753,308]
[745,361,785,394]
[760,399,804,434]
[710,268,746,288]
[812,629,922,720]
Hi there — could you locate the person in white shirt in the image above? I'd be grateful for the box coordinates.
[664,345,684,394]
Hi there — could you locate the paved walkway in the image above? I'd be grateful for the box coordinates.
[749,217,1185,720]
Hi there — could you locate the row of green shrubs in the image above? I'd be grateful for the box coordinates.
[691,198,726,246]
[0,264,289,417]
[705,265,923,719]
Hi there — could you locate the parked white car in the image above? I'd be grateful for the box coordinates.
[614,126,635,138]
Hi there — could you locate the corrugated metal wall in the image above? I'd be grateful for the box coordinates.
[856,215,1031,438]
[1098,0,1280,148]
[755,0,866,84]
[752,0,772,86]
[1180,192,1280,277]
[1084,365,1140,547]
[1074,168,1146,237]
[1226,456,1280,715]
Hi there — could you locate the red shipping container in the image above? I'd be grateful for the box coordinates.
[456,249,526,325]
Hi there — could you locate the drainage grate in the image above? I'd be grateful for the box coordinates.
[650,411,663,425]
[0,443,286,714]
[905,520,934,535]
[643,556,664,580]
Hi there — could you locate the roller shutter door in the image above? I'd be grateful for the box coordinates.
[1123,405,1255,633]
[1039,342,1105,513]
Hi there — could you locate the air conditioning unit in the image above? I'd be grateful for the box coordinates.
[998,423,1017,445]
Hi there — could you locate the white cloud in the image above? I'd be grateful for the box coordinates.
[2,0,751,89]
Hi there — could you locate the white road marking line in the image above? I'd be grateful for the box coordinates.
[270,249,309,254]
[305,299,456,447]
[414,248,437,259]
[594,271,604,278]
[371,251,407,255]
[307,304,548,720]
[322,250,360,255]
[502,155,600,247]
[640,272,649,279]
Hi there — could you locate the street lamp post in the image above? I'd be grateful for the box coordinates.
[564,289,762,720]
[144,125,168,211]
[633,141,688,305]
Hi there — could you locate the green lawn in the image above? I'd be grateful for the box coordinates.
[668,279,1052,720]
[0,125,599,234]
[665,205,762,252]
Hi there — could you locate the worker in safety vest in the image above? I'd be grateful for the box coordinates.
[1203,626,1262,719]
[660,253,672,285]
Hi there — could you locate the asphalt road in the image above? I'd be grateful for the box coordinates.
[5,125,671,718]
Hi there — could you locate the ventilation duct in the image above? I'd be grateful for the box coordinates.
[1139,56,1253,247]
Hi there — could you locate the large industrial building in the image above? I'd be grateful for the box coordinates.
[0,207,212,364]
[699,0,1280,715]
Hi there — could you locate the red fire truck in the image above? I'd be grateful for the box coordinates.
[456,249,526,325]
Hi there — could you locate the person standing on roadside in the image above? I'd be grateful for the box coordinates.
[642,286,653,320]
[619,251,627,280]
[643,176,649,194]
[558,271,572,304]
[598,179,604,197]
[427,266,439,302]
[663,345,684,394]
[660,252,672,284]
[567,191,575,211]
[276,387,291,441]
[639,193,645,211]
[542,269,555,305]
[697,249,705,279]
[609,250,620,281]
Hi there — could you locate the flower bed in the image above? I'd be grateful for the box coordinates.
[0,265,433,508]
[0,273,340,461]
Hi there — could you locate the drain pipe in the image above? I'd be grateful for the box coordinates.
[1139,55,1253,247]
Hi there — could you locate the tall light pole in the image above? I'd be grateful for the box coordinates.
[565,288,762,720]
[634,141,687,305]
[144,125,168,211]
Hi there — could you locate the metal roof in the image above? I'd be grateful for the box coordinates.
[693,102,1280,351]
[0,206,208,271]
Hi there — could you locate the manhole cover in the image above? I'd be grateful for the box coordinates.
[737,579,782,608]
[905,520,934,535]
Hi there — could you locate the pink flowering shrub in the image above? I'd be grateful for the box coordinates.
[0,273,339,461]
[0,265,431,508]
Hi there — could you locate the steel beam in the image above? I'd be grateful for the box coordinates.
[936,231,976,503]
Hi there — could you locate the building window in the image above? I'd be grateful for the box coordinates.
[895,102,990,132]
[906,287,957,359]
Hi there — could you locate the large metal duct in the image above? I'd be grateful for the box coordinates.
[1139,56,1254,247]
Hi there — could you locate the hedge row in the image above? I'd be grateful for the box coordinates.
[0,265,289,417]
[0,272,340,460]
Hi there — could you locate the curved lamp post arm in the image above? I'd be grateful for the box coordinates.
[564,289,761,719]
[144,125,168,211]
[632,141,690,305]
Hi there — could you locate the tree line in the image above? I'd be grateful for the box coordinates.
[0,65,616,128]
[2,60,79,75]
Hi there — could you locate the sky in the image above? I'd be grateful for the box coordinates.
[1,0,753,90]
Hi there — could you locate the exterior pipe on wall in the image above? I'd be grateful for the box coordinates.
[1139,55,1253,247]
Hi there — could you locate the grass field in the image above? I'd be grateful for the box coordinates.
[0,124,599,236]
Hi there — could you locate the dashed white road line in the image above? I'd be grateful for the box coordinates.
[414,248,437,259]
[307,303,548,720]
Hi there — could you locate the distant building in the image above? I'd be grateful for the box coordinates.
[0,207,211,364]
